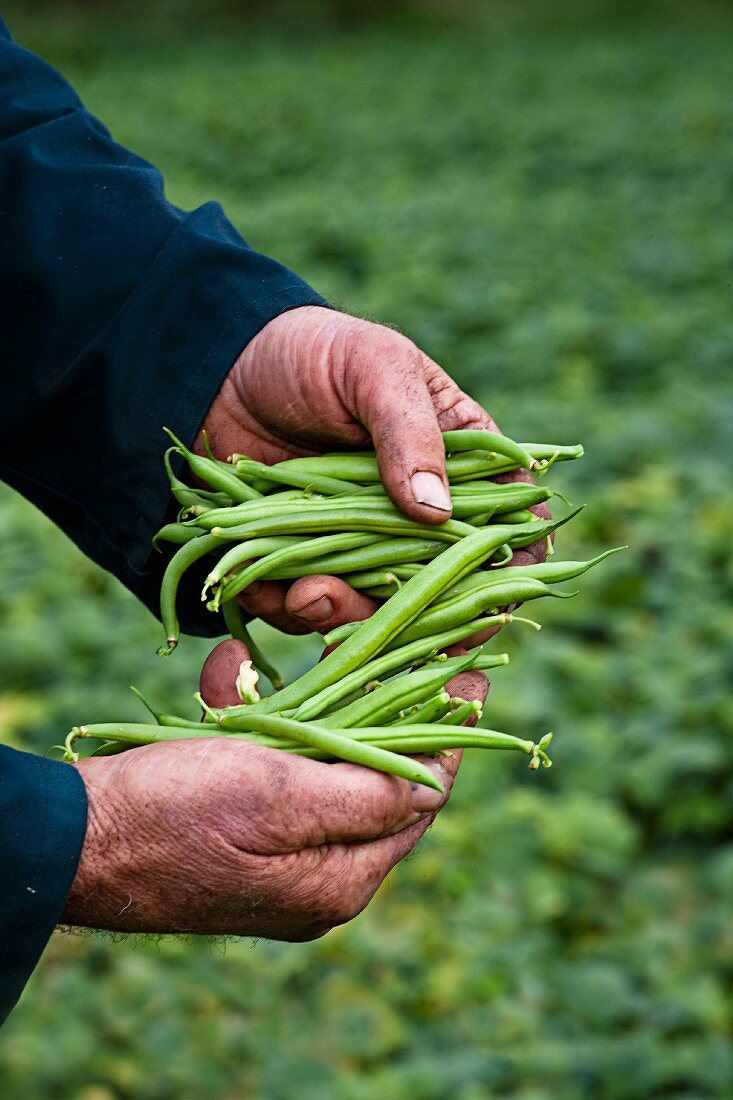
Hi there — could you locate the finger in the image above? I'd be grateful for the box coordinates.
[422,359,503,436]
[422,366,552,556]
[314,748,465,926]
[347,331,452,524]
[492,468,551,567]
[248,748,452,852]
[237,580,311,635]
[445,625,503,651]
[306,814,436,929]
[285,574,379,633]
[200,638,250,708]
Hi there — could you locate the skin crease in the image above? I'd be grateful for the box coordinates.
[63,305,540,936]
[63,641,487,938]
[196,306,549,639]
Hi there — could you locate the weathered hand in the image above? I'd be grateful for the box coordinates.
[61,643,488,939]
[200,305,548,639]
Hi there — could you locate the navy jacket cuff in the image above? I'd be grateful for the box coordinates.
[0,747,88,1026]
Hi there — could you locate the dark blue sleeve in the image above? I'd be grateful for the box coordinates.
[0,746,88,1026]
[0,15,327,634]
[0,16,327,1022]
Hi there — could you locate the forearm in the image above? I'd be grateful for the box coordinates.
[0,15,325,631]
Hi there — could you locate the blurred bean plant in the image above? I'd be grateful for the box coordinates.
[0,1,731,1097]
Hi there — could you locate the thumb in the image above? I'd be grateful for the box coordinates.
[351,332,451,524]
[200,638,251,708]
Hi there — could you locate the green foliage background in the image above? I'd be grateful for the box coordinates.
[1,1,731,1096]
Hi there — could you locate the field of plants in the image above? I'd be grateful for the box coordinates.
[1,1,731,1096]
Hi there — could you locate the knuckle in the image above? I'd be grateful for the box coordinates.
[434,391,493,432]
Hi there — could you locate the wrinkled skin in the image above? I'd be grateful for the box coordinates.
[64,305,538,936]
[198,305,549,645]
[63,642,487,939]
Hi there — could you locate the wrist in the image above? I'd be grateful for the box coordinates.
[60,759,132,930]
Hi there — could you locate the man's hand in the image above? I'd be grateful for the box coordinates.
[199,306,548,640]
[61,640,488,939]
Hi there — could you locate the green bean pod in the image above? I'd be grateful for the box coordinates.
[491,509,535,524]
[244,525,542,716]
[158,534,297,655]
[163,447,232,511]
[234,456,359,495]
[393,692,453,726]
[441,429,537,470]
[209,508,475,543]
[163,429,261,502]
[194,494,477,533]
[440,700,483,726]
[323,725,553,768]
[335,570,400,591]
[334,480,549,518]
[436,547,626,603]
[382,578,571,650]
[158,534,223,655]
[152,522,204,548]
[211,532,375,607]
[488,543,514,567]
[262,540,446,580]
[358,584,400,600]
[521,442,584,463]
[129,685,215,729]
[67,718,445,791]
[265,451,509,485]
[316,653,476,728]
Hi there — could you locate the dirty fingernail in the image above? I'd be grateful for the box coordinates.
[410,764,448,812]
[295,595,334,623]
[411,472,451,512]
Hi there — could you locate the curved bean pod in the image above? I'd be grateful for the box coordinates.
[152,523,204,548]
[393,692,453,726]
[211,532,375,607]
[234,456,359,495]
[209,509,475,543]
[441,429,537,470]
[262,540,446,580]
[158,534,223,655]
[317,653,476,728]
[163,429,261,502]
[244,525,541,715]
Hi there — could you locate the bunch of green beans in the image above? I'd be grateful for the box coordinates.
[63,428,619,794]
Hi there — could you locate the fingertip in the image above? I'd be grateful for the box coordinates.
[446,669,489,707]
[410,471,452,513]
[285,575,378,632]
[378,465,452,527]
[200,638,250,708]
[237,579,288,619]
[237,581,312,635]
